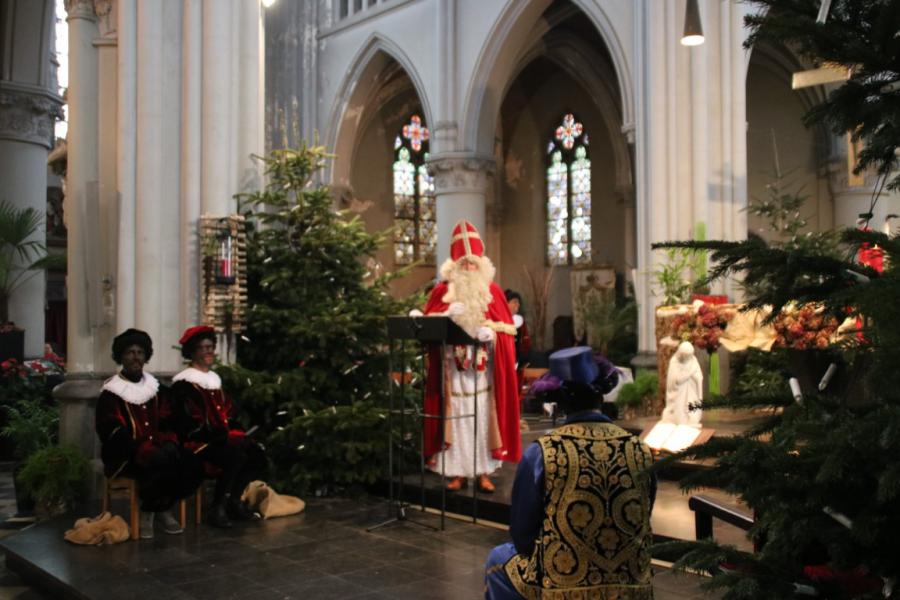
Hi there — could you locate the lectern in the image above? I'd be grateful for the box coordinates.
[368,315,484,532]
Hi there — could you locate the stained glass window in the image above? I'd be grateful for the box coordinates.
[393,115,436,265]
[546,114,591,265]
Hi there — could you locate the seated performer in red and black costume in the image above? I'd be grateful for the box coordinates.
[95,328,203,539]
[170,326,266,528]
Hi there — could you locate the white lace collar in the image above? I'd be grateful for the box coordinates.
[172,367,222,390]
[103,372,160,405]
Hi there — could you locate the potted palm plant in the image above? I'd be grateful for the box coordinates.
[0,200,66,362]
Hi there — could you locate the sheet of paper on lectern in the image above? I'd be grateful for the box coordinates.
[643,422,703,453]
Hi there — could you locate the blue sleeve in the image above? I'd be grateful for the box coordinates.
[509,442,544,556]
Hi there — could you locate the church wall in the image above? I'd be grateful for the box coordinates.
[318,0,441,150]
[318,0,636,155]
[347,87,435,299]
[746,60,833,240]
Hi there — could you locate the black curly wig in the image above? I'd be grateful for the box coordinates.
[111,328,153,364]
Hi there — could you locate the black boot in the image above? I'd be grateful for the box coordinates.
[207,502,233,528]
[226,496,257,521]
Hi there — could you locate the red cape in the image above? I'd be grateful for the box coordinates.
[422,281,521,463]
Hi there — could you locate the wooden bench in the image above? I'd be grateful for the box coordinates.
[688,494,754,541]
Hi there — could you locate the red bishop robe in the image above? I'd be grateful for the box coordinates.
[422,281,521,463]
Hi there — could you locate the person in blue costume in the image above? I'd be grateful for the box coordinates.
[484,347,657,600]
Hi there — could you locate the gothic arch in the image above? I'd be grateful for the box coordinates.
[461,0,633,158]
[325,33,434,186]
[511,30,633,194]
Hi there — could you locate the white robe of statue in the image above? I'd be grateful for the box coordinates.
[662,341,703,428]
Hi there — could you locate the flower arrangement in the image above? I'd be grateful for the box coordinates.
[772,303,839,350]
[671,303,735,351]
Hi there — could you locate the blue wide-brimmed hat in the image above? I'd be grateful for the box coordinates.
[550,347,600,386]
[531,347,619,402]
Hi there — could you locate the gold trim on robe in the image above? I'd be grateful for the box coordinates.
[505,422,655,600]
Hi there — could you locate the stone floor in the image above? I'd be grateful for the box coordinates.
[0,490,725,599]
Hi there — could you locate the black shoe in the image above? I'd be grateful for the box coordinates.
[226,497,257,521]
[207,503,233,528]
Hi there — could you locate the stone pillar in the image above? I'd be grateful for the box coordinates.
[181,0,203,333]
[0,86,62,356]
[0,0,64,357]
[93,0,118,369]
[428,154,495,267]
[65,0,100,372]
[116,0,137,333]
[632,0,752,358]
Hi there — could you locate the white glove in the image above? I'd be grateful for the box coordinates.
[408,308,424,317]
[448,302,466,316]
[513,314,524,329]
[476,326,495,343]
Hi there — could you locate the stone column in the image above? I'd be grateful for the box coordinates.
[0,0,64,357]
[93,0,118,369]
[0,86,62,356]
[201,0,233,217]
[427,154,495,267]
[116,0,137,333]
[632,0,752,359]
[65,0,100,372]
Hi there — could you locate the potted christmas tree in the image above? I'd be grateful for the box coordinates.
[217,142,418,496]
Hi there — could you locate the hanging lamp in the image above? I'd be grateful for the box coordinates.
[681,0,705,46]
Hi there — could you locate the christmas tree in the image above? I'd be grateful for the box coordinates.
[219,142,418,495]
[653,2,900,598]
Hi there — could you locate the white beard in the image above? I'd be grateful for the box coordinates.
[440,256,495,338]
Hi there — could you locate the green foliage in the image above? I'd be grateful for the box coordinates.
[652,224,900,597]
[652,249,696,306]
[747,168,841,258]
[0,357,63,460]
[1,395,58,460]
[654,236,900,598]
[269,399,388,494]
[0,200,66,324]
[18,444,88,514]
[581,291,637,363]
[615,372,658,409]
[650,6,900,594]
[732,348,790,400]
[219,142,418,496]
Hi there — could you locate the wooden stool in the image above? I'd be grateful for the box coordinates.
[102,477,191,540]
[188,484,203,525]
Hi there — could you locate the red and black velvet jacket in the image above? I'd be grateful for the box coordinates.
[95,373,179,477]
[170,368,245,452]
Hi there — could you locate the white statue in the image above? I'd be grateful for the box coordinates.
[662,341,703,428]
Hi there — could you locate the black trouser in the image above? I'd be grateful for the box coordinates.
[121,443,204,512]
[198,439,267,504]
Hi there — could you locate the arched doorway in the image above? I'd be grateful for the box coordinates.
[746,41,834,239]
[329,45,436,297]
[494,1,634,349]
